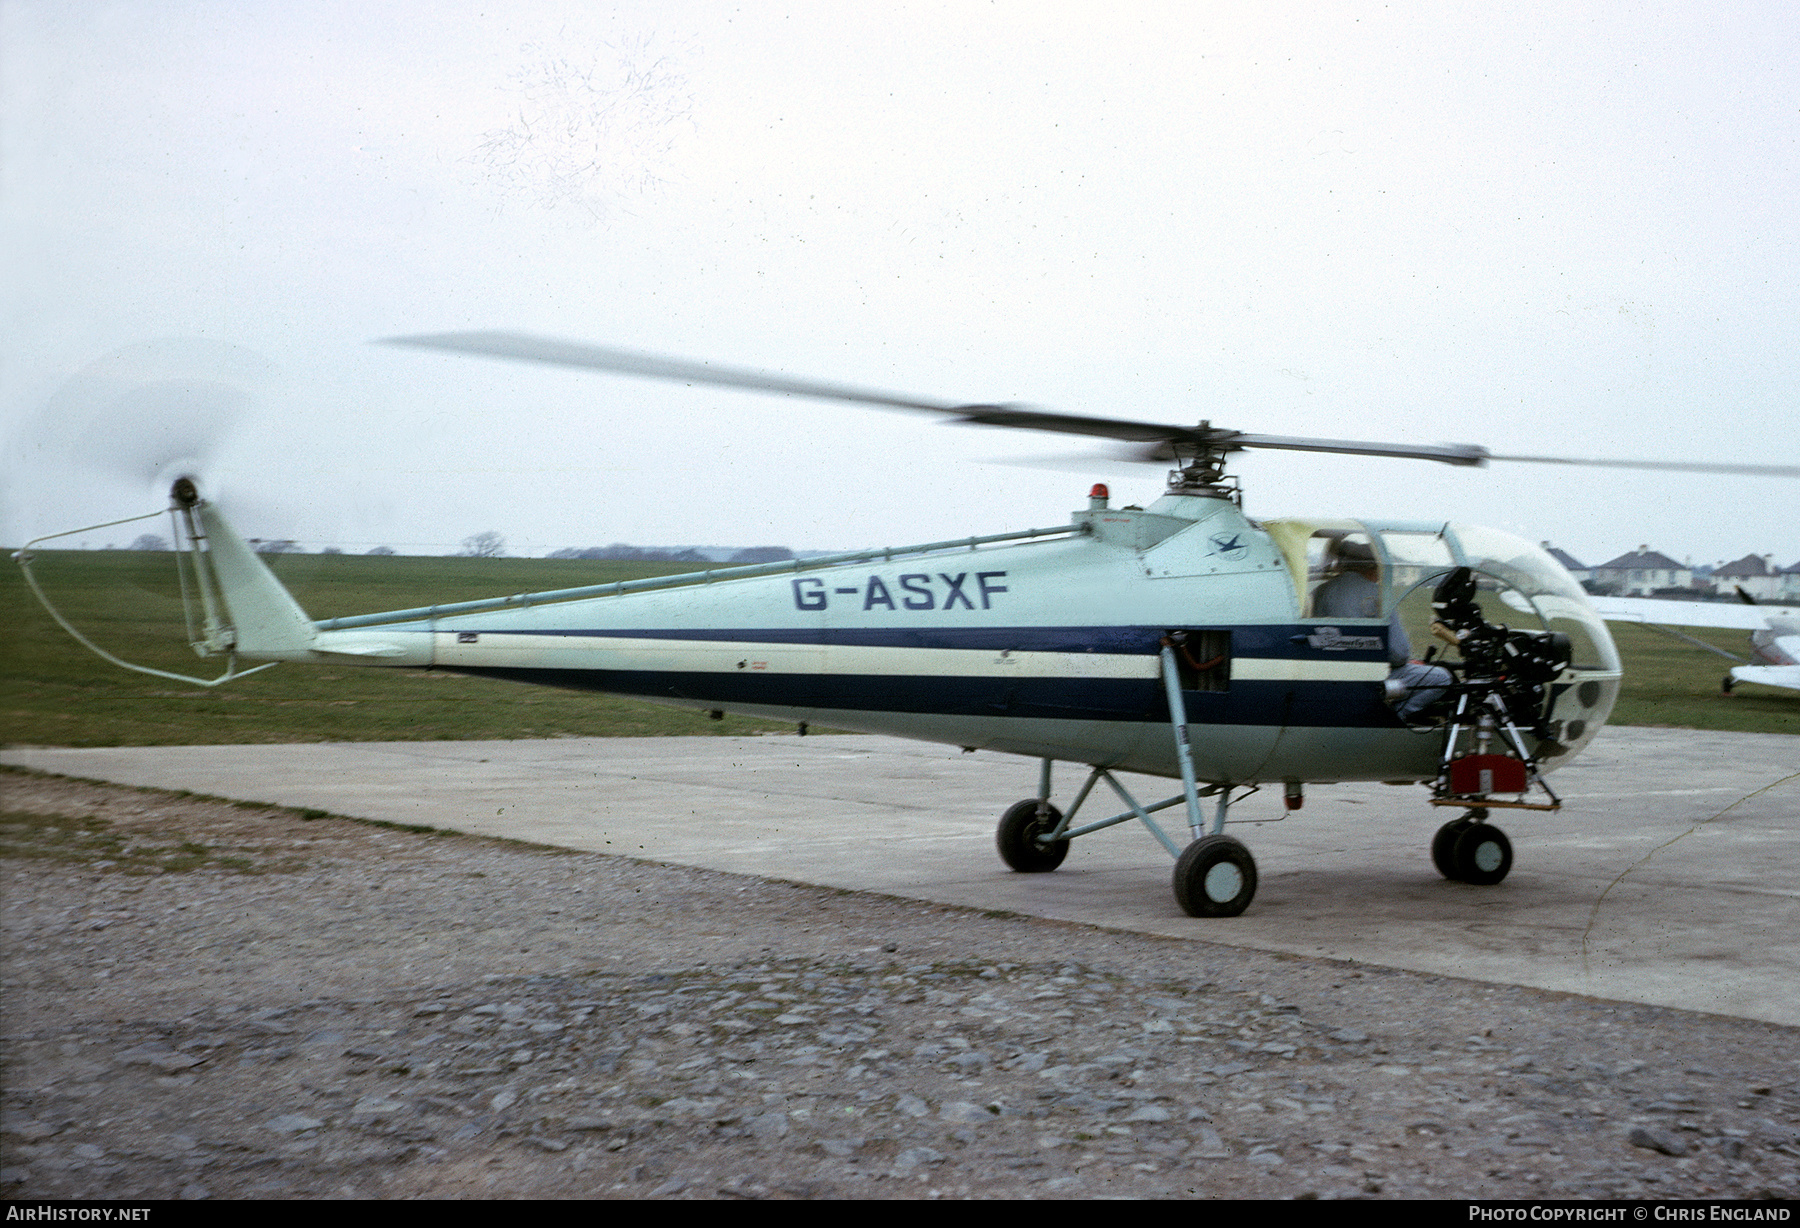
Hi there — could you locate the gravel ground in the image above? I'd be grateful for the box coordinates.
[3,768,1797,1201]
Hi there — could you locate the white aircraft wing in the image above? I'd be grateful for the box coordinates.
[1586,595,1800,630]
[1586,596,1800,693]
[1731,665,1800,690]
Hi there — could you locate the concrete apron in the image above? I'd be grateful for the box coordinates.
[6,726,1797,1027]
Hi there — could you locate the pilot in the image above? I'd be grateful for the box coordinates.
[1314,538,1451,719]
[1312,538,1383,621]
[1314,538,1409,663]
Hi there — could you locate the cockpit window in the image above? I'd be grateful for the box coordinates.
[1378,531,1457,599]
[1442,526,1589,604]
[1304,531,1381,618]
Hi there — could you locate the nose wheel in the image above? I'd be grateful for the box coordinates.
[1431,812,1512,885]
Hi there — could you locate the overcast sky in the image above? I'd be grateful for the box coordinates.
[4,0,1796,569]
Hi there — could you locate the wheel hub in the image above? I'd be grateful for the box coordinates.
[1204,862,1244,902]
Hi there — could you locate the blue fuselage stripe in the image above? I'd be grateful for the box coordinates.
[440,667,1400,728]
[443,623,1394,662]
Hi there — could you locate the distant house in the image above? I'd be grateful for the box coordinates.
[1589,547,1692,596]
[1540,543,1589,586]
[1711,553,1788,602]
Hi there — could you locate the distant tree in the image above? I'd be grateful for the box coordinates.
[320,546,343,555]
[726,546,795,564]
[129,533,170,551]
[366,545,396,556]
[547,543,704,562]
[460,531,507,558]
[252,539,299,554]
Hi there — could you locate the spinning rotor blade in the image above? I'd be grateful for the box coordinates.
[13,339,279,516]
[386,331,1231,445]
[1121,438,1800,477]
[1119,434,1489,466]
[383,332,1799,479]
[1484,453,1800,479]
[386,331,967,414]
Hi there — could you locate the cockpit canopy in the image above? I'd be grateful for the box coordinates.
[1262,518,1620,673]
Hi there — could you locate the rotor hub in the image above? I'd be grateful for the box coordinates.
[1162,421,1244,500]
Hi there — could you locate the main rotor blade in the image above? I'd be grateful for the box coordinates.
[385,331,1228,443]
[384,333,1800,479]
[946,404,1229,445]
[1119,435,1490,466]
[1234,434,1489,466]
[385,331,965,414]
[1486,453,1800,479]
[1133,437,1800,477]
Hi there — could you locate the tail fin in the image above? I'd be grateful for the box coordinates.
[180,488,430,665]
[180,492,318,660]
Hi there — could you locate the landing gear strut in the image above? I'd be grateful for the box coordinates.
[990,642,1263,917]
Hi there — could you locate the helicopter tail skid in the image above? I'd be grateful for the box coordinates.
[11,479,341,688]
[12,503,284,690]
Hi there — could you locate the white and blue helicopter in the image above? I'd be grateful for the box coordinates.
[25,333,1799,917]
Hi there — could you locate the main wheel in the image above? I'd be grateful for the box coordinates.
[1172,834,1258,917]
[1450,822,1512,886]
[996,799,1068,872]
[1431,816,1476,880]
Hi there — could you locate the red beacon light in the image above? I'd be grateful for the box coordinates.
[1088,483,1109,511]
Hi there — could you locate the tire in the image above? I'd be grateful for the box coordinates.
[1172,834,1258,918]
[1431,816,1476,880]
[1451,822,1512,886]
[996,799,1068,872]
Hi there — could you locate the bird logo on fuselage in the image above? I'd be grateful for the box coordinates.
[1208,533,1249,560]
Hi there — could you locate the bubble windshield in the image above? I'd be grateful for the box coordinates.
[1366,522,1621,674]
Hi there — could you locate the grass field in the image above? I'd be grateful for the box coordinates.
[3,548,1794,746]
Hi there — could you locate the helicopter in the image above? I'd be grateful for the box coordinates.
[21,332,1800,917]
